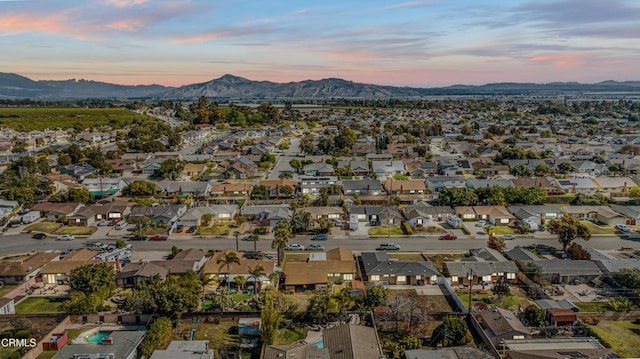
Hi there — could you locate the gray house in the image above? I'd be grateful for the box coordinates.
[402,202,454,227]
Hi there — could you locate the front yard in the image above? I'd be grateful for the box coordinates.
[24,221,62,234]
[199,222,232,236]
[57,226,95,235]
[585,320,640,358]
[368,226,404,236]
[15,297,66,313]
[580,221,616,235]
[487,226,515,235]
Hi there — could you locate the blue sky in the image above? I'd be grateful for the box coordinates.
[1,0,639,86]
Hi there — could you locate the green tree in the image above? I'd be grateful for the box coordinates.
[216,250,241,290]
[123,180,156,196]
[316,187,330,206]
[260,290,280,345]
[609,297,634,313]
[152,272,201,319]
[272,220,292,265]
[431,316,472,347]
[438,187,478,206]
[68,263,115,297]
[292,210,312,233]
[128,215,151,235]
[234,275,247,291]
[509,164,535,177]
[366,284,389,308]
[534,163,552,176]
[248,264,266,295]
[289,159,303,173]
[557,162,577,174]
[140,317,173,357]
[487,233,506,252]
[524,306,548,327]
[334,286,353,314]
[307,288,332,323]
[67,187,94,203]
[212,286,234,312]
[157,158,184,180]
[613,268,640,294]
[251,234,259,252]
[251,185,269,199]
[547,215,591,251]
[116,239,127,248]
[232,230,241,252]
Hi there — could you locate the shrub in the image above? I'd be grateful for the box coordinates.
[253,227,267,235]
[461,224,470,235]
[582,316,600,325]
[401,221,413,235]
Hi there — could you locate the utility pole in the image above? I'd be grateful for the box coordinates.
[467,267,473,315]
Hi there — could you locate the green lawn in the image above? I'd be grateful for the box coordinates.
[0,284,17,297]
[65,326,97,340]
[368,226,404,236]
[274,327,307,345]
[575,301,610,312]
[0,348,23,359]
[15,297,65,313]
[24,222,62,234]
[586,320,640,358]
[231,293,253,302]
[199,223,231,236]
[580,221,616,235]
[57,226,95,235]
[36,351,58,359]
[487,226,515,235]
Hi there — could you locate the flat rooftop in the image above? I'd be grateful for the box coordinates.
[53,330,146,359]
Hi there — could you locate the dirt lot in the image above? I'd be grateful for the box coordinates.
[426,253,465,272]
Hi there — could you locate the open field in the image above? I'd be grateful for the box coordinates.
[15,297,65,313]
[586,320,640,358]
[0,107,158,131]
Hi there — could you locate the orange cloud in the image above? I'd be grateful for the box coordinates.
[173,32,233,43]
[0,13,69,35]
[105,19,144,31]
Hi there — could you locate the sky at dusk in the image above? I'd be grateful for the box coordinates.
[1,0,639,87]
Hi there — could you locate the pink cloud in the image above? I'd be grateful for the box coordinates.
[529,54,586,67]
[0,13,70,35]
[105,0,148,7]
[104,19,144,31]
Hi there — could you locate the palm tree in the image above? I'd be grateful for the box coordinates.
[251,234,259,252]
[200,274,218,308]
[212,287,234,313]
[232,230,241,252]
[272,220,292,265]
[248,264,266,295]
[234,275,247,292]
[216,250,241,290]
[267,272,280,291]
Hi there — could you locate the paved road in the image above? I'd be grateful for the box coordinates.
[3,232,640,256]
[268,137,301,179]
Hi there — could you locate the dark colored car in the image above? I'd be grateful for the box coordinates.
[129,235,148,241]
[149,235,168,241]
[32,232,46,239]
[241,236,254,241]
[311,234,328,241]
[439,234,458,240]
[187,226,196,233]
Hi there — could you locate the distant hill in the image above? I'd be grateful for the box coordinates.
[2,72,640,99]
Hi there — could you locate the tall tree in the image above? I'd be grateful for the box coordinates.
[216,250,241,290]
[260,290,280,345]
[431,316,472,347]
[232,230,241,252]
[547,215,591,251]
[272,220,292,265]
[248,264,266,295]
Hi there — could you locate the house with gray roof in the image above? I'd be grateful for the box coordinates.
[476,307,529,346]
[404,348,494,359]
[177,205,238,227]
[425,175,466,192]
[504,247,540,262]
[466,179,514,190]
[444,260,518,286]
[551,177,598,194]
[302,162,335,176]
[337,160,370,176]
[371,160,405,180]
[611,205,640,225]
[342,179,383,196]
[528,260,602,284]
[130,204,187,225]
[241,204,291,228]
[507,205,563,230]
[360,251,439,285]
[402,202,454,227]
[150,340,213,359]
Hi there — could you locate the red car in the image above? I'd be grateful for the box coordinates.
[149,235,168,241]
[439,234,458,240]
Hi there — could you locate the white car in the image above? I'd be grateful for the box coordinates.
[56,234,75,241]
[307,244,326,251]
[475,220,486,227]
[284,243,305,251]
[615,224,631,232]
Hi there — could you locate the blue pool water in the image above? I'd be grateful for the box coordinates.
[311,340,324,349]
[86,332,111,343]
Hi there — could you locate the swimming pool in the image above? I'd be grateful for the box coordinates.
[86,332,111,343]
[311,340,324,349]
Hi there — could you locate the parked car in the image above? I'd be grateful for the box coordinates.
[97,220,111,226]
[176,224,184,232]
[129,235,147,241]
[307,243,326,251]
[114,221,128,230]
[475,220,486,227]
[149,235,168,241]
[187,226,196,233]
[615,224,631,232]
[333,219,343,226]
[502,234,515,240]
[311,234,328,241]
[284,243,305,251]
[439,234,458,240]
[56,235,75,241]
[376,243,400,251]
[241,236,254,241]
[244,251,264,260]
[32,232,46,240]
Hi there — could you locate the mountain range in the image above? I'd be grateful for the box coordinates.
[2,72,640,99]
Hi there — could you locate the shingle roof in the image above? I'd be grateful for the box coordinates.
[322,324,382,359]
[360,252,439,277]
[478,307,528,336]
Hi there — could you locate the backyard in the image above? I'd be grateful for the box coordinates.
[574,302,610,312]
[585,320,640,358]
[15,297,65,314]
[426,254,465,272]
[174,319,250,358]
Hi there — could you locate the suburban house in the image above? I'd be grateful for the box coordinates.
[82,177,127,197]
[67,202,131,226]
[227,157,257,179]
[283,248,357,292]
[455,206,477,221]
[298,206,344,222]
[0,298,15,315]
[302,162,335,176]
[0,252,59,284]
[170,249,208,272]
[342,179,383,196]
[472,206,516,226]
[41,260,112,285]
[299,176,338,196]
[592,176,636,193]
[547,308,577,327]
[371,160,406,179]
[560,206,626,225]
[129,204,187,225]
[382,179,429,200]
[525,260,602,284]
[349,205,402,226]
[116,262,169,287]
[210,181,252,197]
[177,205,238,228]
[551,177,598,194]
[0,199,19,220]
[59,162,95,180]
[359,251,439,285]
[402,202,455,227]
[259,179,298,198]
[31,202,82,222]
[476,307,529,346]
[181,163,208,178]
[425,175,466,193]
[444,250,519,286]
[511,177,560,194]
[263,323,382,359]
[337,160,370,176]
[201,252,275,290]
[611,206,640,225]
[241,204,292,228]
[507,205,563,230]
